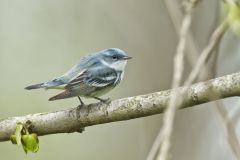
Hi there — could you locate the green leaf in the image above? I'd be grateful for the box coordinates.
[10,121,40,154]
[21,134,39,153]
[22,143,28,154]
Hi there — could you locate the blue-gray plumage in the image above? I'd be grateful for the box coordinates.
[25,48,132,104]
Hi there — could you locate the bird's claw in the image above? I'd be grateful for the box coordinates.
[76,127,85,133]
[92,96,111,104]
[100,98,111,104]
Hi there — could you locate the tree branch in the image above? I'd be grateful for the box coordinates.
[1,72,240,142]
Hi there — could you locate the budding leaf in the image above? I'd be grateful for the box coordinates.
[21,134,39,154]
[222,0,240,34]
[9,121,40,154]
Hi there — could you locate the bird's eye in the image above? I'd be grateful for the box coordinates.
[112,55,117,60]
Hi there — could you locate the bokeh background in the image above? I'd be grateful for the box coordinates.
[0,0,239,160]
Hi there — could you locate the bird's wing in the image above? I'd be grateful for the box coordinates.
[65,67,119,90]
[59,53,101,83]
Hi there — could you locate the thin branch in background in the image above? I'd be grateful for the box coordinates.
[154,1,240,160]
[231,99,240,124]
[166,2,240,160]
[206,82,240,160]
[159,18,228,160]
[163,0,217,82]
[179,2,240,159]
[155,13,192,160]
[156,1,204,160]
[184,20,228,86]
[147,1,197,160]
[214,1,240,159]
[215,100,240,159]
[204,1,221,77]
[148,1,230,160]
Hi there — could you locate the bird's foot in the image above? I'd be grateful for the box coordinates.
[78,96,85,106]
[76,96,86,119]
[76,127,85,133]
[93,97,111,104]
[77,103,85,110]
[102,98,111,104]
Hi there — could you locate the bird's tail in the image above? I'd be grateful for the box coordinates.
[49,90,74,101]
[25,78,64,90]
[25,83,45,90]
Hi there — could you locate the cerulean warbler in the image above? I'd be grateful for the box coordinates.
[25,48,132,104]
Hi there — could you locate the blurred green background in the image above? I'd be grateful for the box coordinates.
[0,0,227,160]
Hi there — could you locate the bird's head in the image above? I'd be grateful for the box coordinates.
[100,48,132,71]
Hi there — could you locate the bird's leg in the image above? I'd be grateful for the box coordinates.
[76,96,85,122]
[78,96,84,106]
[75,96,85,132]
[93,97,111,104]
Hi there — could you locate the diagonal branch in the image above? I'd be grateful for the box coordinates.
[215,101,240,159]
[1,72,240,142]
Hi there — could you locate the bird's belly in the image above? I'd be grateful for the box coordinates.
[84,85,115,97]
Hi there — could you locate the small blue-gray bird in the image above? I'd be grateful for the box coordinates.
[25,48,132,105]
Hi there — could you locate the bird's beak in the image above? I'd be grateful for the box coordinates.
[122,56,132,60]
